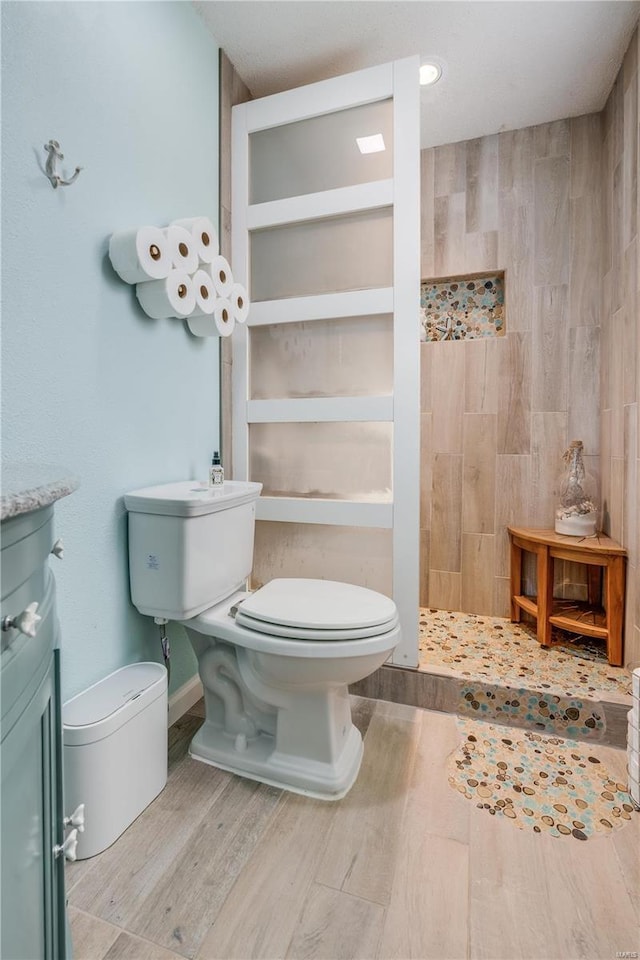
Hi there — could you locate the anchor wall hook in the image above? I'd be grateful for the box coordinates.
[44,140,82,188]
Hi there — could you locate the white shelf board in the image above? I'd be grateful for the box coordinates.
[249,287,394,327]
[256,497,393,528]
[247,396,393,423]
[247,180,393,230]
[243,62,393,133]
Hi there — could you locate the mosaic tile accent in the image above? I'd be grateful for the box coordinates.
[420,274,505,342]
[459,683,604,739]
[447,718,636,840]
[419,609,631,700]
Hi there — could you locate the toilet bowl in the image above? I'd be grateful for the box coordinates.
[124,480,401,799]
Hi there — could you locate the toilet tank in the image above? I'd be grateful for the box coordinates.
[124,480,262,620]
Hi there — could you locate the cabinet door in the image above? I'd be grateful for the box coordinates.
[1,658,59,960]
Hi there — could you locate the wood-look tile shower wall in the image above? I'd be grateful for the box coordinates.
[420,116,603,619]
[601,27,639,669]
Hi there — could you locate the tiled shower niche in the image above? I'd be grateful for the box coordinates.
[420,272,505,342]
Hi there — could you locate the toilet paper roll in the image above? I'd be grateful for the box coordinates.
[109,227,171,284]
[229,282,250,323]
[171,217,219,264]
[187,298,235,338]
[164,225,199,274]
[208,256,233,299]
[136,270,196,319]
[191,269,217,315]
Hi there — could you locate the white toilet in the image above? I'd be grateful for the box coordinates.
[124,480,400,799]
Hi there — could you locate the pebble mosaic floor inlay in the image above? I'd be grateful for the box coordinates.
[420,274,505,341]
[447,718,635,840]
[457,683,605,739]
[418,609,631,699]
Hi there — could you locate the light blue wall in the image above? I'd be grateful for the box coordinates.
[2,2,221,700]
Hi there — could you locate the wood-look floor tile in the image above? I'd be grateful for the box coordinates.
[570,195,602,328]
[464,339,498,414]
[461,534,495,616]
[420,412,432,529]
[373,697,422,723]
[568,324,600,455]
[498,198,534,331]
[68,906,121,960]
[431,340,465,455]
[421,147,435,279]
[349,694,377,740]
[434,192,466,277]
[187,698,206,719]
[534,155,570,286]
[419,528,430,607]
[469,810,638,960]
[285,883,385,960]
[464,229,498,273]
[168,714,203,770]
[534,119,570,159]
[410,710,469,845]
[532,285,569,412]
[103,930,185,960]
[70,757,232,928]
[315,711,421,906]
[498,127,534,204]
[496,332,531,455]
[570,113,602,200]
[434,140,467,197]
[379,833,468,960]
[430,454,463,571]
[128,777,282,958]
[466,135,498,233]
[197,792,336,959]
[494,455,531,577]
[379,710,469,958]
[462,413,497,534]
[493,576,512,618]
[530,412,567,526]
[428,570,462,611]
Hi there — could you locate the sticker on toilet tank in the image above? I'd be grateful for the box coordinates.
[146,554,159,570]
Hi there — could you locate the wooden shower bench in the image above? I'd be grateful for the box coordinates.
[507,526,627,666]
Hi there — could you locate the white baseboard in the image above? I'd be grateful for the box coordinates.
[168,674,203,726]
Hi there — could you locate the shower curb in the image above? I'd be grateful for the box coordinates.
[350,664,631,748]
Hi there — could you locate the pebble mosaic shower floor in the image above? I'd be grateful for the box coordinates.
[447,718,636,841]
[418,609,632,740]
[418,609,631,699]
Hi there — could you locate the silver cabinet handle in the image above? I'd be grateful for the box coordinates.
[2,602,41,637]
[54,829,78,862]
[51,538,64,559]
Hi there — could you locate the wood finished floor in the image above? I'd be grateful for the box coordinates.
[66,697,639,960]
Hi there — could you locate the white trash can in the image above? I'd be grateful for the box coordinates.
[63,662,167,859]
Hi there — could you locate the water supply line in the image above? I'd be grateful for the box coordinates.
[154,617,170,683]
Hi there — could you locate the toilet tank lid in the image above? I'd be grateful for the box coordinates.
[124,480,262,517]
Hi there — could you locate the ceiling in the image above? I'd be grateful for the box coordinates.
[195,0,640,148]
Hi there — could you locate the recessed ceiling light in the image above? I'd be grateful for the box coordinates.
[356,133,386,154]
[420,62,442,86]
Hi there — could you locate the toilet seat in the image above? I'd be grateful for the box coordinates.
[234,578,398,641]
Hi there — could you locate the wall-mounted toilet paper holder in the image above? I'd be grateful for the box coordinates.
[44,139,82,189]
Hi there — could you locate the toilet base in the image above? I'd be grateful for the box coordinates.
[188,720,363,801]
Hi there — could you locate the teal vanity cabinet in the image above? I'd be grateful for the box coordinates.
[1,471,78,960]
